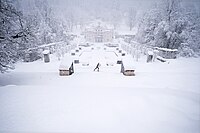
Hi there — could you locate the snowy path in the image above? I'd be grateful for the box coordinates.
[0,50,200,132]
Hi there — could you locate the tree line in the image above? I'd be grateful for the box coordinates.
[135,0,200,57]
[0,0,67,72]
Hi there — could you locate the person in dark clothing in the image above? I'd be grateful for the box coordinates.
[94,63,100,72]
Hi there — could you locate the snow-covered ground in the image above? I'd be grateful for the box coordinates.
[0,44,200,133]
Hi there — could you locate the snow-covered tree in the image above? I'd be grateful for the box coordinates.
[136,0,200,57]
[0,0,26,72]
[179,4,200,56]
[154,0,183,49]
[0,0,70,72]
[136,8,162,45]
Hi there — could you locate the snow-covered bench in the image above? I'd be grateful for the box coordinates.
[121,56,135,76]
[59,56,74,76]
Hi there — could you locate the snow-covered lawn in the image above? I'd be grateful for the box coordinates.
[0,47,200,133]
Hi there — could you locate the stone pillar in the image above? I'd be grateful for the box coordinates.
[43,50,50,63]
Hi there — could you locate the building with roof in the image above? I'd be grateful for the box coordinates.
[84,21,114,43]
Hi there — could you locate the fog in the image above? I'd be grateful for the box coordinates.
[18,0,200,23]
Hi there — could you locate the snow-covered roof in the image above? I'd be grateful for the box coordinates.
[59,56,73,69]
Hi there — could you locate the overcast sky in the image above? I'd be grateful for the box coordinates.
[18,0,200,18]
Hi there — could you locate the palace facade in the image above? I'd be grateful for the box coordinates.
[84,21,114,43]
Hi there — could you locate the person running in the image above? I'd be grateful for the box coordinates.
[94,63,100,72]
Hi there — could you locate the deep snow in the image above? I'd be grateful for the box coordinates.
[0,44,200,133]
